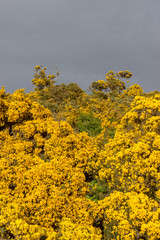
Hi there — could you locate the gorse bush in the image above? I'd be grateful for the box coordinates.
[0,67,159,239]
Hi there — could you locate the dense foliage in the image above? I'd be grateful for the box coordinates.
[0,66,159,239]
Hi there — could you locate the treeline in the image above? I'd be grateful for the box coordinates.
[0,66,159,239]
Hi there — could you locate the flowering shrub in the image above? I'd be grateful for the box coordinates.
[32,66,56,91]
[0,69,160,239]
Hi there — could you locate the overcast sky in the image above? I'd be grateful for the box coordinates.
[0,0,160,93]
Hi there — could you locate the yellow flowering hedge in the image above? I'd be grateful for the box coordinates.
[0,68,160,239]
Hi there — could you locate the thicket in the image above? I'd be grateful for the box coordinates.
[0,65,159,239]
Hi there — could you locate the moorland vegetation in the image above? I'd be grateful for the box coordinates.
[0,66,159,239]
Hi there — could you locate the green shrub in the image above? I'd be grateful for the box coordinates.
[76,111,102,136]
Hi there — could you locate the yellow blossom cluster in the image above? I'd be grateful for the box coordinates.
[95,93,160,239]
[0,87,102,239]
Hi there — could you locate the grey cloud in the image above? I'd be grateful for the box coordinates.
[0,0,160,93]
